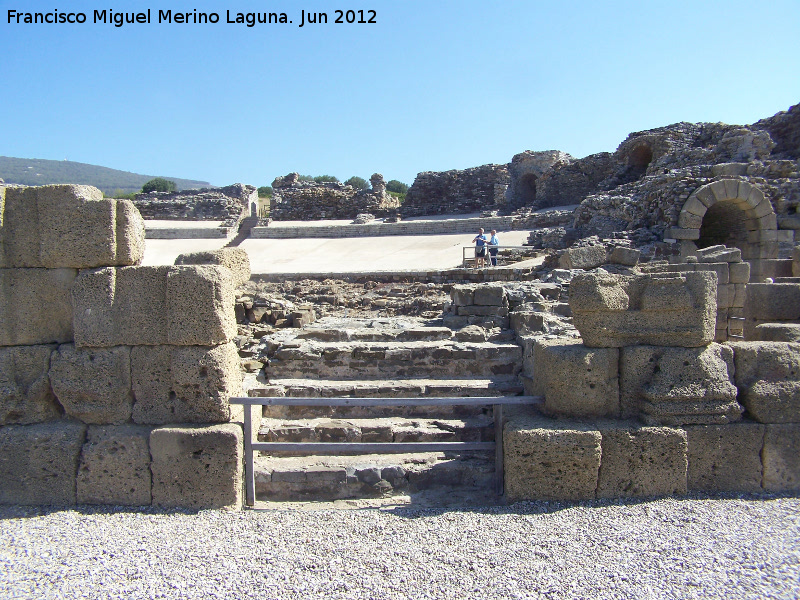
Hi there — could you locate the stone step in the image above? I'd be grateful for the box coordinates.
[295,326,453,343]
[258,416,495,453]
[246,376,523,418]
[264,340,523,379]
[254,452,496,502]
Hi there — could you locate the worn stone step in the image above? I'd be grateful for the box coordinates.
[258,416,495,453]
[245,376,523,418]
[264,340,523,379]
[295,326,453,343]
[254,452,495,502]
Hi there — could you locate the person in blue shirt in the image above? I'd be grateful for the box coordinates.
[472,228,488,268]
[488,230,499,266]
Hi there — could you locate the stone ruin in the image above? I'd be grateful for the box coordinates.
[401,164,510,217]
[133,183,256,227]
[0,185,247,508]
[268,173,400,221]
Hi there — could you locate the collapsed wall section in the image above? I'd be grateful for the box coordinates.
[401,164,510,217]
[0,185,243,509]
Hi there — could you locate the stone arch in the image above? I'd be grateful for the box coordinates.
[627,144,653,177]
[669,179,777,259]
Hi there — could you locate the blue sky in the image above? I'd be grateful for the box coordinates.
[1,0,798,188]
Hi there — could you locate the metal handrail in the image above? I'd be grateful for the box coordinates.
[230,395,542,506]
[461,245,536,268]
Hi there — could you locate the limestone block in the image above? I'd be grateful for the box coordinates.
[73,265,235,347]
[724,179,741,201]
[753,199,776,219]
[596,423,687,498]
[620,344,739,421]
[682,196,707,217]
[0,268,76,346]
[0,345,60,425]
[450,285,476,306]
[763,424,800,492]
[709,180,731,202]
[150,423,243,509]
[167,266,236,346]
[748,259,792,281]
[693,188,716,208]
[609,246,640,266]
[695,263,729,284]
[473,285,506,306]
[685,422,764,493]
[732,284,747,308]
[558,245,606,270]
[457,305,508,317]
[0,421,85,505]
[678,211,703,229]
[131,343,241,424]
[743,283,800,338]
[753,323,800,342]
[571,272,716,348]
[0,185,145,268]
[534,339,619,418]
[49,344,132,424]
[77,425,151,505]
[503,416,601,502]
[697,246,742,265]
[730,341,800,423]
[793,246,800,277]
[746,186,766,209]
[174,248,251,287]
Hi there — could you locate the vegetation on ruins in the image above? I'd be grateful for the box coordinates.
[0,156,209,195]
[298,174,340,183]
[344,176,369,190]
[257,186,273,197]
[386,180,409,195]
[141,177,177,193]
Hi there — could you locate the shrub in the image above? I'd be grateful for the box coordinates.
[141,177,177,193]
[258,186,273,197]
[386,180,409,195]
[344,176,369,190]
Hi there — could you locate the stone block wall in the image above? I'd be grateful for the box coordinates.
[443,283,510,329]
[506,271,800,500]
[0,185,243,508]
[133,183,255,226]
[401,164,510,217]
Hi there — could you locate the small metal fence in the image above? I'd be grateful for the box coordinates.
[461,245,537,268]
[229,395,543,506]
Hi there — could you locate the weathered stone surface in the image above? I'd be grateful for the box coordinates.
[150,424,243,509]
[696,245,742,263]
[570,272,716,348]
[743,283,800,338]
[752,323,800,342]
[596,423,687,498]
[729,341,800,423]
[0,421,85,505]
[609,246,640,266]
[72,265,235,347]
[0,345,60,424]
[0,185,144,268]
[133,183,254,224]
[729,261,751,284]
[504,416,601,502]
[402,165,509,217]
[451,285,476,307]
[558,245,606,270]
[794,245,800,277]
[167,266,236,346]
[77,425,151,505]
[685,422,764,493]
[0,268,76,346]
[174,248,251,287]
[473,285,506,306]
[762,424,800,492]
[532,339,619,418]
[49,345,132,425]
[131,343,241,424]
[620,344,739,422]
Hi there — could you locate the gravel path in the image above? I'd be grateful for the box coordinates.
[1,494,799,599]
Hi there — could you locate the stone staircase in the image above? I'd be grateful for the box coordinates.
[245,317,524,502]
[225,215,260,248]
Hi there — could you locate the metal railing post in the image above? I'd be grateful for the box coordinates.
[244,405,255,507]
[494,404,504,496]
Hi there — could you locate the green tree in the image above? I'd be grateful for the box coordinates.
[141,177,177,193]
[344,176,369,190]
[313,175,339,183]
[258,186,273,197]
[386,180,409,194]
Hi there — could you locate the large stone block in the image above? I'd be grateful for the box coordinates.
[794,245,800,278]
[763,424,800,492]
[0,268,76,346]
[752,323,800,342]
[450,285,476,307]
[72,265,235,347]
[620,344,739,422]
[504,416,601,502]
[0,185,145,268]
[729,341,800,423]
[77,425,151,505]
[570,272,716,348]
[0,421,85,505]
[167,266,236,346]
[49,344,132,424]
[558,245,606,270]
[533,339,619,418]
[473,284,506,306]
[743,283,800,338]
[150,423,243,509]
[685,422,764,493]
[175,248,251,287]
[131,343,242,424]
[0,344,60,424]
[596,423,687,498]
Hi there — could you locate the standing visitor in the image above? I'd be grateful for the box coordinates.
[472,228,488,268]
[488,230,499,266]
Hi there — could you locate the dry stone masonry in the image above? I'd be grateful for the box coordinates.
[402,164,510,217]
[133,183,256,226]
[0,185,244,509]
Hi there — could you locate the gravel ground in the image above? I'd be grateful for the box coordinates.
[1,494,799,600]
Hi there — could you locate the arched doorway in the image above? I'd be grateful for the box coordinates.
[518,172,538,205]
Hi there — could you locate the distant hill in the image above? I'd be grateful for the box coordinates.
[0,156,211,196]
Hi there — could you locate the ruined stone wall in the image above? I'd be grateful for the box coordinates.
[503,272,800,501]
[269,173,400,220]
[133,183,255,225]
[0,185,244,509]
[401,164,510,217]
